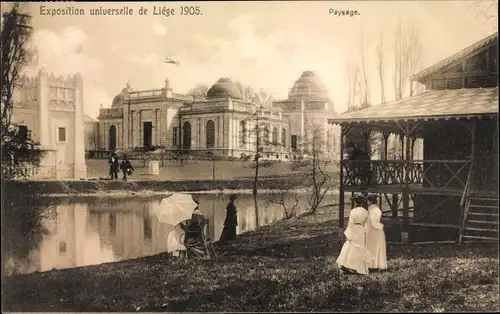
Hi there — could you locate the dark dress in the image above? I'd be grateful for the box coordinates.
[220,202,238,242]
[349,147,372,185]
[182,210,210,259]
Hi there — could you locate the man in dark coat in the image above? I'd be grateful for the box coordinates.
[220,194,238,242]
[108,152,119,180]
[347,143,372,186]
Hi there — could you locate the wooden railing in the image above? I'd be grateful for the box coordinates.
[342,159,472,189]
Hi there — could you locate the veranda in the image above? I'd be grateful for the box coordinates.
[329,88,499,244]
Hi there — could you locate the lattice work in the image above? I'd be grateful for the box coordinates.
[342,160,472,189]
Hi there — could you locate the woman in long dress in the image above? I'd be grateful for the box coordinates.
[365,194,388,271]
[220,194,238,242]
[336,194,371,275]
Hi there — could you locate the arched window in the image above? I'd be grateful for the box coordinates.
[281,128,286,147]
[108,125,117,151]
[262,125,269,145]
[239,121,246,147]
[272,127,278,144]
[182,121,191,150]
[206,120,215,148]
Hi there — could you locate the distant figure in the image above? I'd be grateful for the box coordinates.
[347,143,372,186]
[220,194,238,242]
[120,155,134,181]
[108,152,119,180]
[365,194,387,272]
[336,194,372,275]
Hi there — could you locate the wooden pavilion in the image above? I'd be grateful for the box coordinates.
[328,32,499,244]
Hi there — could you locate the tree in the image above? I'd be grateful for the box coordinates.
[393,17,423,100]
[188,84,209,100]
[345,61,361,112]
[235,81,258,103]
[1,3,42,179]
[469,0,498,31]
[264,180,300,219]
[306,127,331,214]
[358,30,370,109]
[376,29,387,105]
[241,89,277,228]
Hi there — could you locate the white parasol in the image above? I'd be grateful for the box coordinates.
[154,192,198,226]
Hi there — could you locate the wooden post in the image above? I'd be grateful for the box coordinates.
[470,121,476,190]
[402,124,412,244]
[392,194,399,217]
[383,133,389,160]
[338,125,346,238]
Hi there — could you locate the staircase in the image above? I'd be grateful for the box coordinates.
[461,195,499,243]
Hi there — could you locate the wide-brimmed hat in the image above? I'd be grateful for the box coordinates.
[367,193,379,201]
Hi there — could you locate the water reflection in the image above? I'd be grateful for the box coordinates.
[5,192,408,275]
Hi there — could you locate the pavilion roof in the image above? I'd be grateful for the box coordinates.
[328,87,498,125]
[411,32,498,83]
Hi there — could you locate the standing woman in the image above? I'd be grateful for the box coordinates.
[336,194,372,275]
[220,194,238,242]
[365,194,388,272]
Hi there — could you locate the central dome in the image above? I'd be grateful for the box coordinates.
[111,93,123,107]
[206,78,242,99]
[287,71,330,101]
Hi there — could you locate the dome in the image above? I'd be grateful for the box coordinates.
[287,71,330,101]
[206,78,242,99]
[111,93,123,107]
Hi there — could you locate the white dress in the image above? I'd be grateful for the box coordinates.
[365,204,388,270]
[336,206,372,275]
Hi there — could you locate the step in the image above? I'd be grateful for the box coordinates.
[468,212,499,216]
[461,235,499,241]
[467,220,499,225]
[464,227,498,232]
[470,197,498,201]
[469,205,499,209]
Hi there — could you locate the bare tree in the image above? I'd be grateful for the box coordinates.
[307,128,331,213]
[358,30,370,108]
[187,84,209,100]
[235,81,256,103]
[406,23,423,97]
[376,29,387,104]
[345,61,361,111]
[264,183,300,219]
[241,89,275,228]
[1,3,42,179]
[469,0,498,31]
[393,16,407,101]
[393,17,423,100]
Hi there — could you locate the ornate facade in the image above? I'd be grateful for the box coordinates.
[96,71,342,160]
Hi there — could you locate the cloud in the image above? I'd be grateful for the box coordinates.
[25,26,111,118]
[152,21,167,37]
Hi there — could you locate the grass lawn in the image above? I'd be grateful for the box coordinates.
[85,159,339,183]
[3,207,499,312]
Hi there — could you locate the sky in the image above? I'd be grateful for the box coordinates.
[11,1,499,118]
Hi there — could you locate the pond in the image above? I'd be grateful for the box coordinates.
[3,190,407,276]
[3,191,339,276]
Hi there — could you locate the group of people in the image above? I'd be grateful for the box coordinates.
[336,193,388,275]
[171,194,240,261]
[108,152,134,181]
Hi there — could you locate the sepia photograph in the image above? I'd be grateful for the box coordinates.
[1,0,498,312]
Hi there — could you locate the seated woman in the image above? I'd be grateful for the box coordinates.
[180,201,212,260]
